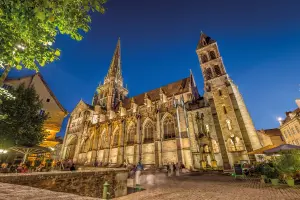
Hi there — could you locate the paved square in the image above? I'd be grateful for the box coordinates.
[116,173,300,200]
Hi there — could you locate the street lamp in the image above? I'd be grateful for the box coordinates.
[0,149,8,163]
[277,117,283,126]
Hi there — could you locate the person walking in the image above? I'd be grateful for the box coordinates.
[175,162,180,176]
[167,163,172,177]
[135,161,144,185]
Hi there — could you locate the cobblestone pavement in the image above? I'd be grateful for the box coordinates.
[116,173,300,200]
[0,182,98,200]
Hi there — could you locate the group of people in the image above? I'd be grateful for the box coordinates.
[166,162,186,177]
[0,162,29,173]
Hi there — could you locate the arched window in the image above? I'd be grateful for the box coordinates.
[112,129,119,147]
[226,119,232,130]
[144,121,154,143]
[201,54,208,63]
[127,125,136,145]
[223,105,227,114]
[205,68,213,80]
[81,138,91,153]
[214,65,222,76]
[212,140,220,153]
[218,89,222,96]
[163,116,176,140]
[209,51,216,59]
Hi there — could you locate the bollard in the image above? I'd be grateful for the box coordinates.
[102,181,110,200]
[135,184,142,192]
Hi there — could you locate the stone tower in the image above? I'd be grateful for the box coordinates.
[92,38,128,111]
[196,32,261,168]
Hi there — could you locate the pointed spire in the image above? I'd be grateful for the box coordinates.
[189,69,196,87]
[196,32,216,50]
[106,38,122,80]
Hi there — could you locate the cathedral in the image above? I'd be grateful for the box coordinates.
[61,33,261,170]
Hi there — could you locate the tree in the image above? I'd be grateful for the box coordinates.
[0,84,48,149]
[0,0,106,85]
[0,87,15,120]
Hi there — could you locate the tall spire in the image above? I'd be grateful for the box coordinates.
[196,32,216,50]
[106,38,122,81]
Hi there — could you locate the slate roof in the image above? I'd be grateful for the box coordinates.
[122,76,192,109]
[196,32,216,50]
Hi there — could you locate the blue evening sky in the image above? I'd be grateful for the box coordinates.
[7,0,300,137]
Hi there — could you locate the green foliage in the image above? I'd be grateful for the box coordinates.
[0,87,15,120]
[274,150,300,179]
[0,84,48,148]
[0,0,106,72]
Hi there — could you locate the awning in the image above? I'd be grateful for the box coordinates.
[248,145,277,155]
[10,145,51,154]
[263,144,300,154]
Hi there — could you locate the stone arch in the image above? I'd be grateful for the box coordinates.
[201,54,208,63]
[214,65,222,76]
[65,135,78,160]
[143,118,155,143]
[205,68,213,80]
[99,128,107,149]
[162,114,176,140]
[127,122,136,145]
[209,51,216,59]
[112,127,120,147]
[212,139,220,153]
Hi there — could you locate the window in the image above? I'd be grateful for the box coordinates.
[39,109,45,116]
[287,129,292,136]
[205,68,213,80]
[144,122,154,143]
[209,51,216,59]
[205,124,210,133]
[223,105,227,114]
[214,65,222,76]
[112,129,119,147]
[226,119,232,130]
[163,116,176,140]
[127,125,136,145]
[46,98,50,102]
[218,89,222,96]
[201,54,208,63]
[3,84,13,91]
[291,128,295,135]
[296,126,300,133]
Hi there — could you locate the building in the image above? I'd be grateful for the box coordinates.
[3,73,68,150]
[279,101,300,145]
[256,128,285,147]
[61,33,261,170]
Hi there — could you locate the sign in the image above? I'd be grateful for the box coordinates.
[234,164,243,175]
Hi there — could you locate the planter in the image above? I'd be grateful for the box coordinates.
[286,179,294,187]
[270,178,279,186]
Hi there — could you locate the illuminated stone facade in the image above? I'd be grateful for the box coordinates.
[3,73,67,149]
[279,101,300,145]
[61,34,261,169]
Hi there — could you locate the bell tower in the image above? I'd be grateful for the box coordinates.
[196,32,261,168]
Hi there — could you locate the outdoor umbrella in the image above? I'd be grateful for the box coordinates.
[263,144,300,154]
[10,145,51,163]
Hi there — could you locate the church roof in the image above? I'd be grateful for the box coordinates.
[122,76,192,109]
[196,32,216,50]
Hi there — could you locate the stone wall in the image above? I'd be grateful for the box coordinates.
[0,169,128,198]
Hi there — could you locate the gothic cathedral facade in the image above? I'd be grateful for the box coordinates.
[61,33,261,170]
